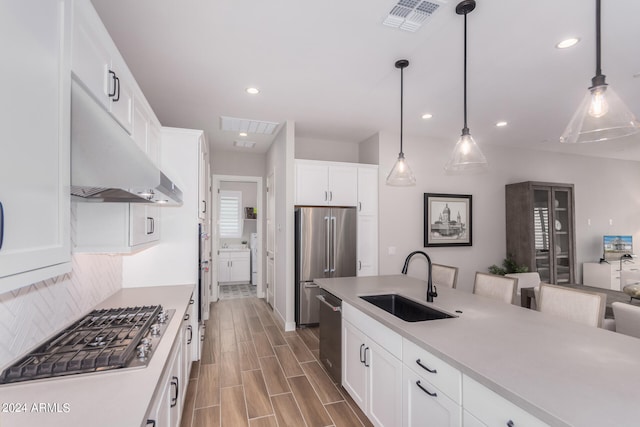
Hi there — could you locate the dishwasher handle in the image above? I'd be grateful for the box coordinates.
[317,295,341,312]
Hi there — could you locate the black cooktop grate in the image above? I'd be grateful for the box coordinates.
[0,305,163,385]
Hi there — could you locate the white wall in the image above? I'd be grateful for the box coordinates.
[266,121,296,330]
[378,131,640,293]
[211,149,266,177]
[358,133,380,165]
[295,136,360,163]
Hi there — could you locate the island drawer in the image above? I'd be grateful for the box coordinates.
[463,375,549,427]
[403,338,461,404]
[343,302,402,359]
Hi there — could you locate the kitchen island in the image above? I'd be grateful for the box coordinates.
[316,275,640,427]
[0,284,194,427]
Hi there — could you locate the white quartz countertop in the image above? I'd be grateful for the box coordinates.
[0,284,194,427]
[315,275,640,427]
[219,247,249,252]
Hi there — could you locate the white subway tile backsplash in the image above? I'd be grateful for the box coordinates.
[0,254,122,368]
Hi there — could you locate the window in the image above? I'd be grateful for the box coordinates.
[219,190,243,238]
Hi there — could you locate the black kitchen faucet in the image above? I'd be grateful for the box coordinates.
[401,250,437,302]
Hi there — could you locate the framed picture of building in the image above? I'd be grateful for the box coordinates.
[424,193,472,247]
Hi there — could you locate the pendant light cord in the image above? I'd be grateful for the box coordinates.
[400,65,404,155]
[592,0,605,87]
[463,11,469,134]
[595,0,601,77]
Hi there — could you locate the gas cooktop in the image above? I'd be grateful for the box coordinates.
[0,305,174,385]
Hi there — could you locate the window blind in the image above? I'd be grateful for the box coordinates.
[219,190,242,238]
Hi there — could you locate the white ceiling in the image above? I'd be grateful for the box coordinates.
[91,0,640,160]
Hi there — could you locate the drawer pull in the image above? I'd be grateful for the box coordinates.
[416,359,437,374]
[415,380,437,397]
[507,421,515,427]
[360,344,365,363]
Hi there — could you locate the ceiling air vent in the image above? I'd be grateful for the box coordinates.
[233,140,257,148]
[220,116,279,135]
[383,0,445,32]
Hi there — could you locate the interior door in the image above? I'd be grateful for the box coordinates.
[266,170,275,307]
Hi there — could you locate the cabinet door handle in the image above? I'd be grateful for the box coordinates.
[184,313,190,321]
[146,217,154,235]
[187,325,193,344]
[359,344,365,363]
[416,359,437,374]
[108,70,117,97]
[113,75,120,102]
[0,201,4,251]
[364,347,370,367]
[358,260,362,271]
[506,421,515,427]
[146,420,156,427]
[358,202,362,211]
[170,376,179,407]
[202,200,207,213]
[324,191,328,202]
[415,380,437,397]
[329,191,333,201]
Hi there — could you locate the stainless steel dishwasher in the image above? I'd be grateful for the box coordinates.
[317,290,342,384]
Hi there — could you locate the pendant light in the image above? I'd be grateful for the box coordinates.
[445,0,488,173]
[560,0,639,144]
[386,59,416,186]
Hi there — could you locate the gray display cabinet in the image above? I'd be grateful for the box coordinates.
[505,181,576,285]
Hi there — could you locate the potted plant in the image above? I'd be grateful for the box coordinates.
[488,255,529,276]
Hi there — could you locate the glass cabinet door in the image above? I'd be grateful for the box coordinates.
[552,188,572,284]
[533,189,551,283]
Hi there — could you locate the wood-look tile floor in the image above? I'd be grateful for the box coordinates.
[180,297,374,427]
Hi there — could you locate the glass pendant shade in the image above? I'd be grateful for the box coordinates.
[560,84,640,143]
[386,152,416,186]
[445,131,488,173]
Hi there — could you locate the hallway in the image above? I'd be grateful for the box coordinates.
[179,297,373,427]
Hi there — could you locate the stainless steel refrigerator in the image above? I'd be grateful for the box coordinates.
[295,207,356,326]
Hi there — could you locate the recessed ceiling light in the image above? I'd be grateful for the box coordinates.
[496,121,508,127]
[556,38,580,49]
[421,113,433,119]
[239,132,248,137]
[246,87,260,95]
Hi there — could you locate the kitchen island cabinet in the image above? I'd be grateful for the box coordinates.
[0,285,194,427]
[0,0,72,294]
[316,275,640,427]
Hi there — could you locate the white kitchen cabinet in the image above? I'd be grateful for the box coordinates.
[217,251,250,283]
[462,375,549,427]
[403,365,461,427]
[146,328,184,427]
[133,99,162,168]
[357,166,378,277]
[402,338,461,403]
[130,205,161,246]
[74,202,159,253]
[583,259,640,291]
[0,0,72,293]
[198,136,209,220]
[72,0,134,134]
[294,160,358,206]
[342,319,368,410]
[342,303,403,427]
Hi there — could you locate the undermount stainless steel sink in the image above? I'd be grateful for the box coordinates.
[360,294,455,322]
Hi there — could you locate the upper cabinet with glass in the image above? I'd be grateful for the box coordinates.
[505,181,576,284]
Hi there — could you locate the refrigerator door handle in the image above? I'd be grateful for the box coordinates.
[331,216,337,273]
[324,216,330,273]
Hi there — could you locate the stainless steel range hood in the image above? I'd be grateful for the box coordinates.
[70,80,182,205]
